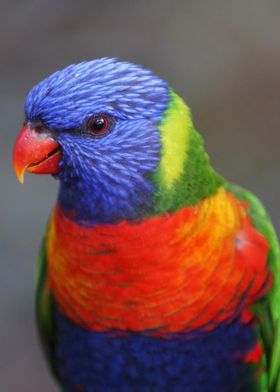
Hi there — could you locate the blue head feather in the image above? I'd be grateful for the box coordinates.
[24,58,169,224]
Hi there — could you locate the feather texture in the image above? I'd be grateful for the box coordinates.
[46,188,271,334]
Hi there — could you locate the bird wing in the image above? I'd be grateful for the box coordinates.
[35,225,58,380]
[226,183,280,392]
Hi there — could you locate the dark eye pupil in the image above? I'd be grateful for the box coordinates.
[93,118,105,131]
[87,115,110,136]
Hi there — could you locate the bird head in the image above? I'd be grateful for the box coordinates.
[13,58,222,224]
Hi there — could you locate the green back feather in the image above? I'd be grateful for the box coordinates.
[226,183,280,392]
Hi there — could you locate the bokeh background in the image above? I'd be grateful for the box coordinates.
[1,1,280,390]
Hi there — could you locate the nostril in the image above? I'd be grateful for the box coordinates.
[34,125,45,134]
[30,121,57,139]
[27,119,50,135]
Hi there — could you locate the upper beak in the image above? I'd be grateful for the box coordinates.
[13,123,61,183]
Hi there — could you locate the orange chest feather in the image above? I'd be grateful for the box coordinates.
[46,188,271,333]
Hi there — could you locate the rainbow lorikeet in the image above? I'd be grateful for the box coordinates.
[13,58,280,392]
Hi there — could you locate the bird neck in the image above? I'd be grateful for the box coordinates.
[153,127,224,213]
[152,91,224,213]
[57,177,155,225]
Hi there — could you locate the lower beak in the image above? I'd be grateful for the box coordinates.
[13,123,61,183]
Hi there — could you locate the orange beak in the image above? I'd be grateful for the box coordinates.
[13,123,61,183]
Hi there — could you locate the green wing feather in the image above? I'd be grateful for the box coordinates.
[35,227,58,379]
[226,183,280,392]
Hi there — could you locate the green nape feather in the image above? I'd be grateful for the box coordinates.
[226,183,280,392]
[153,90,224,213]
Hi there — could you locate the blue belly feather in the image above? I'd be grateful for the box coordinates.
[55,310,260,392]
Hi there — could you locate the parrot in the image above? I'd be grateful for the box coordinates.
[13,58,280,392]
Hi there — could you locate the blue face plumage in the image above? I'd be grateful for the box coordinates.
[24,58,169,224]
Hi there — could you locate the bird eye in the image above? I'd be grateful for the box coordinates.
[86,114,110,136]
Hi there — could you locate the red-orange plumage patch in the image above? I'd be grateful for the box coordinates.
[243,342,263,364]
[46,188,271,333]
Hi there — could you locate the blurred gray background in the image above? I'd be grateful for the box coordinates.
[1,1,279,390]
